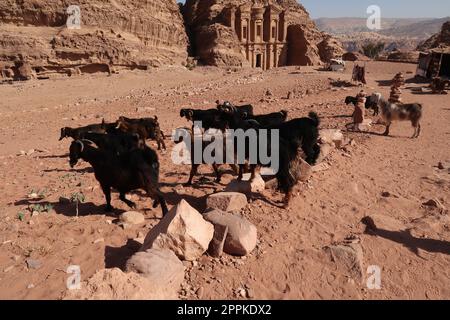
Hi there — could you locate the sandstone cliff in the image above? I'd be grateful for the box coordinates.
[0,0,188,81]
[183,0,343,67]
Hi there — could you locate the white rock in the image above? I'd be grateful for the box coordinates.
[319,129,344,148]
[141,200,214,261]
[126,248,185,298]
[120,211,145,225]
[203,209,257,256]
[225,173,265,194]
[206,192,248,212]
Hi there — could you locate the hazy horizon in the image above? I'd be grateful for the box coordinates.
[177,1,450,19]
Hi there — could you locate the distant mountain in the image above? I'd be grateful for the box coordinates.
[314,17,449,53]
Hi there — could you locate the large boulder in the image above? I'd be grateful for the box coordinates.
[203,209,257,256]
[206,192,248,212]
[63,268,176,300]
[141,200,214,261]
[126,248,185,297]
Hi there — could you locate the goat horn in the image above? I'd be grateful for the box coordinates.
[76,140,84,153]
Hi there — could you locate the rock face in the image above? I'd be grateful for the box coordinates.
[203,209,257,256]
[126,248,185,297]
[141,199,214,261]
[325,243,364,282]
[0,0,188,81]
[120,211,145,225]
[417,21,450,51]
[182,0,342,68]
[206,192,248,212]
[63,268,177,300]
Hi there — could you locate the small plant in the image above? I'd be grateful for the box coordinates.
[28,203,53,214]
[70,192,86,217]
[17,212,25,221]
[27,188,47,199]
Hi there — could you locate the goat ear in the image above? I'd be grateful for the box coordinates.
[188,110,194,118]
[154,115,158,121]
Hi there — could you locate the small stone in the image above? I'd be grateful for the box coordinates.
[120,211,145,225]
[27,284,35,289]
[196,287,204,298]
[26,258,42,270]
[381,191,391,198]
[422,199,445,210]
[93,238,104,244]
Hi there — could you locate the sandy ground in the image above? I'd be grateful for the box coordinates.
[0,62,448,300]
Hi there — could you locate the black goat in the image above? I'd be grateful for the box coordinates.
[179,108,225,131]
[81,131,145,156]
[173,127,227,185]
[244,110,288,127]
[69,140,168,216]
[345,93,381,116]
[217,101,254,117]
[116,116,166,150]
[59,120,115,141]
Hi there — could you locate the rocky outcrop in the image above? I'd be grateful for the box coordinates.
[0,0,188,81]
[318,35,345,62]
[183,0,342,67]
[417,21,450,51]
[195,24,248,67]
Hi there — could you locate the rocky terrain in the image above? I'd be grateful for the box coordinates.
[316,17,449,53]
[0,61,448,300]
[0,0,188,81]
[417,21,450,51]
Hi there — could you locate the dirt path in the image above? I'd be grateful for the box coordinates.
[0,62,448,299]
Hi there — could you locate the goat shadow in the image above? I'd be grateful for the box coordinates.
[364,227,450,256]
[39,153,69,159]
[104,239,142,270]
[376,77,429,87]
[42,167,94,174]
[13,198,123,217]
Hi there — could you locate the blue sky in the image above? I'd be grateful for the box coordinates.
[177,1,450,19]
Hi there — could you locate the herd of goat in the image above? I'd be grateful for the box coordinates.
[59,94,423,217]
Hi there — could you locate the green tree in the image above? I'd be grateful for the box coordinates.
[362,42,385,59]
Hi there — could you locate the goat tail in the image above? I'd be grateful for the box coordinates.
[308,112,320,127]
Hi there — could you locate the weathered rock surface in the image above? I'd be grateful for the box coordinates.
[182,0,342,67]
[417,21,450,51]
[126,248,185,297]
[325,243,364,282]
[0,0,188,81]
[203,209,257,256]
[141,199,214,261]
[63,268,178,300]
[206,192,248,212]
[208,224,229,257]
[120,211,145,225]
[319,129,344,148]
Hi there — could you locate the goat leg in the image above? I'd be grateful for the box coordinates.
[101,184,114,212]
[146,187,168,217]
[212,164,222,183]
[119,193,136,209]
[383,122,391,136]
[282,191,292,209]
[186,164,199,185]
